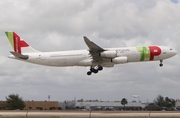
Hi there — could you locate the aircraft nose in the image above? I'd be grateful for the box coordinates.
[174,50,177,55]
[168,48,177,57]
[171,49,177,56]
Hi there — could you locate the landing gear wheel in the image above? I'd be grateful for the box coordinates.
[159,60,163,67]
[94,69,98,74]
[87,66,103,75]
[98,65,103,71]
[90,68,98,73]
[87,71,92,75]
[159,63,163,67]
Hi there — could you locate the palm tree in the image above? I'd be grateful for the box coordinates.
[121,98,128,110]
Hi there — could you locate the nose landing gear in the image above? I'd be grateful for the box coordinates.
[87,65,103,75]
[159,60,163,67]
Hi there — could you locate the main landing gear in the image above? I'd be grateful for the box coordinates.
[87,65,103,75]
[159,60,163,67]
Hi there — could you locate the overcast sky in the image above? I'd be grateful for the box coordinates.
[0,0,180,103]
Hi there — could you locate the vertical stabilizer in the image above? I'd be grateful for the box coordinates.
[5,32,39,54]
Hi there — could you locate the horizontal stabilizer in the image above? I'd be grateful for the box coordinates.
[10,51,29,60]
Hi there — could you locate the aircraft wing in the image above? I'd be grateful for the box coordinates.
[83,36,105,62]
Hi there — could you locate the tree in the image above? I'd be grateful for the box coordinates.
[154,95,164,106]
[6,94,25,110]
[121,98,128,110]
[154,95,175,109]
[145,103,161,111]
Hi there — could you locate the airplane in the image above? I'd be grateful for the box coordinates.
[5,32,177,75]
[131,95,140,98]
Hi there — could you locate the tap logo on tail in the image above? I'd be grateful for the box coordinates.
[5,32,29,54]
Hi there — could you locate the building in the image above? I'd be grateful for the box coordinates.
[0,101,58,110]
[58,100,76,110]
[75,101,146,110]
[24,101,58,110]
[57,99,147,110]
[175,101,180,107]
[0,101,6,110]
[0,100,149,110]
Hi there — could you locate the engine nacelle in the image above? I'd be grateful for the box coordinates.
[100,51,117,58]
[112,57,128,64]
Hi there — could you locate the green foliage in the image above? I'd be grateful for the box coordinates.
[121,98,128,110]
[154,95,175,108]
[6,94,25,110]
[145,103,161,111]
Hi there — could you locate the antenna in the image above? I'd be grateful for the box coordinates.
[48,95,50,101]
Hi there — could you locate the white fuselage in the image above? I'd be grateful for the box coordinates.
[9,46,177,67]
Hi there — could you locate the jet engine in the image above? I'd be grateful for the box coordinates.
[100,51,117,58]
[111,57,127,64]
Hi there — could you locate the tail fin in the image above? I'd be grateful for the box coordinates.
[5,32,39,54]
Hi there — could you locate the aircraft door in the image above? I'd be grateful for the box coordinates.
[36,54,46,60]
[39,54,46,60]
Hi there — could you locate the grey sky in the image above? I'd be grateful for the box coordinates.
[0,0,180,102]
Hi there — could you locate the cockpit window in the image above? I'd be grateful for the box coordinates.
[170,48,173,50]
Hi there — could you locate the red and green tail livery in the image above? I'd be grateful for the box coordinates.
[5,32,30,54]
